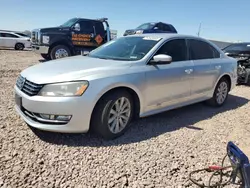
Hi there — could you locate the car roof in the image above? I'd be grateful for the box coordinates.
[123,33,206,41]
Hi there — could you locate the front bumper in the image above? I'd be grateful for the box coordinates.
[31,44,49,54]
[14,85,94,133]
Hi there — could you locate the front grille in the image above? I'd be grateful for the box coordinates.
[16,75,44,96]
[31,29,40,44]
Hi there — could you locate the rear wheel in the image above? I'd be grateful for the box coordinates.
[206,77,230,107]
[50,45,71,60]
[15,43,24,50]
[90,90,134,140]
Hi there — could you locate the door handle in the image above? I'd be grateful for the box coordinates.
[215,65,221,70]
[185,69,193,74]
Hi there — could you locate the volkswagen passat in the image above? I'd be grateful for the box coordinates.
[14,34,237,139]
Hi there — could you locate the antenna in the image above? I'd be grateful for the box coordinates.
[197,23,202,37]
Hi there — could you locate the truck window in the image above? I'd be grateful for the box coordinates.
[79,20,94,33]
[155,23,163,30]
[162,24,172,32]
[94,21,105,36]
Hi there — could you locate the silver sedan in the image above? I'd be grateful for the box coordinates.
[14,33,237,139]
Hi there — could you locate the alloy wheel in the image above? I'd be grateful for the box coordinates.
[108,97,131,134]
[216,81,228,104]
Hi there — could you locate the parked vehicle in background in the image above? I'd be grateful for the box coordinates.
[14,32,30,38]
[31,17,112,60]
[0,31,31,50]
[14,34,237,140]
[222,42,250,84]
[123,22,177,36]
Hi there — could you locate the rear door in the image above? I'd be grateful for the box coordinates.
[93,21,105,44]
[187,39,221,97]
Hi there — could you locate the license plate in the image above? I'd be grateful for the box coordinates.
[15,94,22,108]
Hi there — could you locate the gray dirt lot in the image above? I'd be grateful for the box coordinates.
[0,49,250,188]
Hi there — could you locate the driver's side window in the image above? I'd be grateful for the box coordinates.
[155,39,188,62]
[79,21,94,33]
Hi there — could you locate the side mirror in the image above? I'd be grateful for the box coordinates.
[149,54,172,65]
[73,23,80,31]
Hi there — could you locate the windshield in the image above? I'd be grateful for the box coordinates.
[136,23,155,30]
[223,43,250,52]
[88,36,162,61]
[60,18,78,27]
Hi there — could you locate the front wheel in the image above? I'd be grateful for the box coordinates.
[90,90,134,140]
[206,77,230,107]
[50,45,71,60]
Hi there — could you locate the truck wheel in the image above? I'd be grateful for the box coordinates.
[50,45,71,60]
[15,43,24,50]
[41,53,51,61]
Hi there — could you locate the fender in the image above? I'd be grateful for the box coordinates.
[212,73,234,93]
[92,82,144,115]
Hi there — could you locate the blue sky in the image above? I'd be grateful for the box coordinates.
[0,0,249,42]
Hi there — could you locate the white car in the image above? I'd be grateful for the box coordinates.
[0,31,31,50]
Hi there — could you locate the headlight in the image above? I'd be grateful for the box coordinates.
[38,81,89,97]
[42,35,50,44]
[135,30,143,34]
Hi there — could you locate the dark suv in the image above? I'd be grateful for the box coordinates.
[123,22,177,36]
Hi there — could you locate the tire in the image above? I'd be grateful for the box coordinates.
[50,45,71,60]
[15,43,24,50]
[90,90,134,140]
[41,53,51,61]
[206,77,230,107]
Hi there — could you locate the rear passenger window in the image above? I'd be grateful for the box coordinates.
[162,24,172,31]
[210,45,220,58]
[1,33,19,38]
[155,39,188,62]
[188,39,218,60]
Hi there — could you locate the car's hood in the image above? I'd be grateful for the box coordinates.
[21,56,132,84]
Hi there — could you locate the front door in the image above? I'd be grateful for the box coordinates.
[71,20,101,48]
[144,38,194,112]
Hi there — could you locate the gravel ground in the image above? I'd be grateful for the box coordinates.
[0,49,250,188]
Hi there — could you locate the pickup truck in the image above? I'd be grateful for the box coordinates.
[31,17,111,60]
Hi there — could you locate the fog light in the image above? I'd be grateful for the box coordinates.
[55,115,71,121]
[40,114,50,119]
[39,114,71,121]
